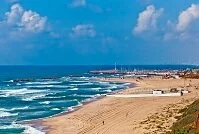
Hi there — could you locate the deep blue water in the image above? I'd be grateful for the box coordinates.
[0,65,198,134]
[0,65,198,80]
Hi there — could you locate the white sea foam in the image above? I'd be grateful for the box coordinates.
[69,88,78,91]
[60,77,70,81]
[0,122,45,134]
[22,94,47,101]
[0,106,29,112]
[0,122,22,129]
[52,85,74,88]
[44,96,66,99]
[52,99,75,104]
[90,87,102,90]
[72,80,88,83]
[0,94,8,97]
[0,111,18,118]
[16,83,21,86]
[95,94,101,97]
[10,106,29,111]
[105,89,112,92]
[99,81,109,84]
[39,101,50,105]
[122,83,131,85]
[51,108,60,111]
[108,85,118,89]
[25,81,61,85]
[4,80,14,83]
[27,85,73,88]
[67,107,74,112]
[71,94,94,98]
[26,85,54,88]
[23,125,45,134]
[70,82,93,86]
[1,88,45,96]
[0,108,8,111]
[79,77,87,79]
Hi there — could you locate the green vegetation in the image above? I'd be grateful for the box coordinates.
[170,100,199,134]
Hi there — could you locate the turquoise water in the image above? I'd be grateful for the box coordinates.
[0,76,129,134]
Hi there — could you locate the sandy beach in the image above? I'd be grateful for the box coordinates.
[39,78,199,134]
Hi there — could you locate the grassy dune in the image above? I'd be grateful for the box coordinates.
[171,100,199,134]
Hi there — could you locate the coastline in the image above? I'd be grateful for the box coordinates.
[30,78,199,134]
[26,80,136,133]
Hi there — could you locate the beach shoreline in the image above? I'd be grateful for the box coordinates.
[30,78,199,134]
[26,80,136,133]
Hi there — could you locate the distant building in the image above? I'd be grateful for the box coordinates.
[153,90,163,95]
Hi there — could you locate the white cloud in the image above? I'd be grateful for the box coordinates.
[20,10,47,32]
[5,4,24,25]
[164,4,199,41]
[69,0,104,13]
[71,24,96,38]
[176,4,199,32]
[4,4,47,33]
[134,5,163,34]
[70,0,86,8]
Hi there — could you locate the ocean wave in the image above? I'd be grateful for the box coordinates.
[51,108,60,111]
[0,111,18,118]
[0,88,45,96]
[71,94,101,98]
[52,85,74,88]
[0,108,8,111]
[43,96,66,99]
[3,80,14,83]
[90,87,102,90]
[0,122,44,134]
[51,99,77,104]
[16,83,21,86]
[27,85,74,89]
[67,107,74,112]
[23,125,45,134]
[104,89,112,92]
[108,85,118,89]
[70,82,93,86]
[22,94,47,101]
[122,83,131,85]
[71,80,88,83]
[0,106,29,112]
[26,85,54,88]
[99,81,109,84]
[39,101,50,105]
[69,88,78,91]
[0,122,22,129]
[71,94,94,98]
[25,81,61,85]
[0,94,9,97]
[10,106,29,111]
[60,77,70,81]
[79,76,88,79]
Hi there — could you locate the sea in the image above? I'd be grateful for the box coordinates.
[0,65,197,134]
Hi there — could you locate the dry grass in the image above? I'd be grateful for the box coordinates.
[140,98,196,134]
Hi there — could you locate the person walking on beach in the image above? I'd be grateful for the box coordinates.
[126,112,128,118]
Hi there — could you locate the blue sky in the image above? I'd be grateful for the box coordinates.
[0,0,199,65]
